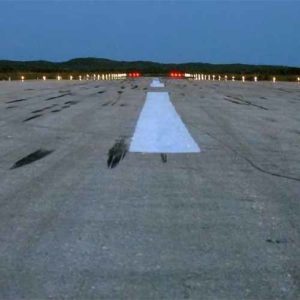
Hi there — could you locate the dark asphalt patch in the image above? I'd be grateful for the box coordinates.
[45,93,70,101]
[10,149,53,169]
[132,85,138,89]
[120,103,127,107]
[6,106,17,109]
[51,109,61,113]
[32,108,46,113]
[64,101,78,105]
[23,114,43,122]
[266,238,288,244]
[6,98,28,104]
[161,153,167,163]
[118,91,123,94]
[32,104,58,113]
[107,138,128,169]
[62,105,71,109]
[98,91,106,94]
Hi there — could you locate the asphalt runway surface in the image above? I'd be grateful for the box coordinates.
[0,78,299,299]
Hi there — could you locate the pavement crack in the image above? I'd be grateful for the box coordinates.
[207,132,300,182]
[224,96,268,110]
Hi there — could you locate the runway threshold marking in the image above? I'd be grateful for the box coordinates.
[150,78,165,88]
[129,92,200,153]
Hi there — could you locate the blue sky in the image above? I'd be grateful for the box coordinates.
[0,1,299,66]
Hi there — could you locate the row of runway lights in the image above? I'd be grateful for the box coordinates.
[20,73,130,82]
[184,73,300,83]
[19,73,300,83]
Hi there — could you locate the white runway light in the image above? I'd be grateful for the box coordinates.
[254,76,258,82]
[273,77,276,83]
[130,92,200,153]
[150,78,165,88]
[242,76,245,82]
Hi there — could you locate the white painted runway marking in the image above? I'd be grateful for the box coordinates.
[150,78,165,88]
[130,92,200,153]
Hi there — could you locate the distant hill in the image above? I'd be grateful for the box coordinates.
[0,58,299,80]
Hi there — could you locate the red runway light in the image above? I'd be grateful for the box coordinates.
[128,72,141,78]
[170,71,183,78]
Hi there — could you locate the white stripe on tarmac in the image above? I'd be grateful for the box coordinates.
[129,92,200,153]
[150,78,165,88]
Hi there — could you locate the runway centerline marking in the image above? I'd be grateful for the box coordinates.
[150,78,165,88]
[129,92,200,153]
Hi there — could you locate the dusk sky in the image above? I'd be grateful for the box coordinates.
[0,1,299,66]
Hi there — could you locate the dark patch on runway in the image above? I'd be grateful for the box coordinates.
[160,153,167,163]
[45,93,70,101]
[6,106,17,109]
[278,88,292,93]
[23,114,43,122]
[64,100,78,105]
[143,88,148,90]
[62,105,71,109]
[120,103,127,107]
[24,88,34,91]
[132,85,138,89]
[118,91,123,94]
[266,238,288,244]
[260,96,267,100]
[32,108,46,113]
[51,109,61,113]
[32,104,58,113]
[98,91,106,94]
[265,117,276,123]
[10,149,53,169]
[102,101,111,106]
[107,138,128,169]
[290,129,300,135]
[6,98,28,104]
[121,86,125,89]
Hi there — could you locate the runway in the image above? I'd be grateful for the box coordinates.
[0,78,299,299]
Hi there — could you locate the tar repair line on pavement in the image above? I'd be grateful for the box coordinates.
[129,91,200,153]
